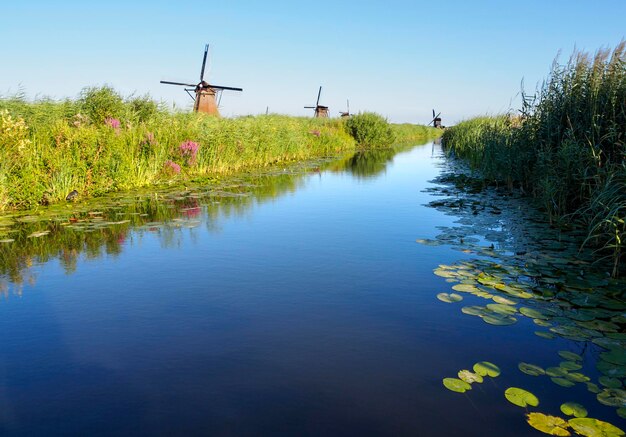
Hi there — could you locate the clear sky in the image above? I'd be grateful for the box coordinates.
[1,0,624,124]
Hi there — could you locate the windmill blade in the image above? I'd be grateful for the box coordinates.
[209,84,243,92]
[200,44,209,82]
[304,106,316,109]
[428,112,442,125]
[316,86,322,106]
[161,80,197,87]
[432,109,436,119]
[347,99,350,113]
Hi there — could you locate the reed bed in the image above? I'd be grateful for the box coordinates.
[442,42,626,275]
[0,87,438,209]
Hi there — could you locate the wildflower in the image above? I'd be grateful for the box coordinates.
[179,140,199,164]
[105,117,121,129]
[164,160,181,174]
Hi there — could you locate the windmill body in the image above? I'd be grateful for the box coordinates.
[161,44,242,116]
[304,86,329,118]
[428,109,443,128]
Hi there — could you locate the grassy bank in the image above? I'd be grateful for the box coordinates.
[0,88,439,209]
[442,42,626,275]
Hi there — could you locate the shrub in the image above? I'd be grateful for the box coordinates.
[345,112,395,148]
[79,85,125,123]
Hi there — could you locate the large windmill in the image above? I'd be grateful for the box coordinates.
[160,44,243,115]
[428,109,443,128]
[304,86,329,118]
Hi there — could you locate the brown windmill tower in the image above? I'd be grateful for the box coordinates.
[304,86,329,118]
[160,44,242,116]
[428,109,443,128]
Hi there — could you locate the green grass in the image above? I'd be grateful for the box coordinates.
[0,87,439,210]
[442,42,626,276]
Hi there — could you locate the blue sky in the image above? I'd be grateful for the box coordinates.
[1,0,624,124]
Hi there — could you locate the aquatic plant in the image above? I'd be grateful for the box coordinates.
[442,42,626,276]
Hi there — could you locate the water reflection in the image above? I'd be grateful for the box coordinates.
[0,149,404,292]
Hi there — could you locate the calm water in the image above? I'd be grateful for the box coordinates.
[0,143,623,436]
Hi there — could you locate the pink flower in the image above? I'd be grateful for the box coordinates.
[164,160,181,174]
[179,140,199,164]
[105,117,121,129]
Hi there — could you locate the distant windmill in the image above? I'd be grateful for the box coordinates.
[428,109,443,128]
[160,44,243,116]
[304,86,329,118]
[339,99,351,118]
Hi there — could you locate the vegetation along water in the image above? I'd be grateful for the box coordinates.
[0,86,439,210]
[442,43,626,277]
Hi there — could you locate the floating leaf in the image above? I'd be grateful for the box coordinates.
[597,388,626,407]
[560,361,583,371]
[552,377,576,388]
[461,305,488,316]
[505,387,539,407]
[617,408,626,419]
[437,293,463,303]
[559,351,583,362]
[452,284,480,293]
[526,413,571,436]
[434,269,457,278]
[473,361,501,377]
[598,361,626,378]
[568,417,625,437]
[416,238,441,246]
[458,370,483,384]
[599,376,622,389]
[483,314,517,325]
[493,295,518,305]
[519,362,546,376]
[520,307,551,320]
[600,349,626,366]
[560,402,588,418]
[534,319,553,327]
[536,331,556,339]
[586,382,602,394]
[547,367,568,377]
[566,373,590,383]
[487,303,517,316]
[443,378,471,393]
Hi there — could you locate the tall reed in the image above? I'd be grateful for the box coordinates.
[442,42,626,275]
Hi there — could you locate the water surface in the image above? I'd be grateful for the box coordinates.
[0,143,623,436]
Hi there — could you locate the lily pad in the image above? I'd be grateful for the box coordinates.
[597,388,626,407]
[452,284,480,293]
[520,307,551,320]
[483,314,517,326]
[559,351,583,362]
[586,382,602,394]
[486,303,517,316]
[547,367,568,377]
[473,361,500,377]
[599,376,622,389]
[536,331,556,339]
[461,305,488,316]
[617,408,626,419]
[526,413,571,436]
[505,387,539,408]
[519,362,546,376]
[443,377,471,393]
[560,361,583,371]
[568,417,625,437]
[437,292,463,303]
[458,370,483,384]
[552,377,576,388]
[565,372,590,383]
[492,295,518,305]
[560,402,587,418]
[600,349,626,366]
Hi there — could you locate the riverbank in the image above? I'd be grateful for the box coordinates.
[442,43,625,276]
[0,88,440,210]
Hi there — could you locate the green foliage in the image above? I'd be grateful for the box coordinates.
[79,85,125,123]
[345,112,395,148]
[442,42,626,276]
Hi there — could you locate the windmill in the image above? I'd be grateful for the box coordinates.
[339,99,351,118]
[428,109,443,128]
[304,86,329,118]
[160,44,243,115]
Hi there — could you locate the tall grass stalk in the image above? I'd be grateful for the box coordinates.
[442,42,626,275]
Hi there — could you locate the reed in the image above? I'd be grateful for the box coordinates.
[442,42,626,275]
[0,88,438,209]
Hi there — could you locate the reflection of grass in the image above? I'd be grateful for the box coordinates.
[0,88,438,209]
[442,43,626,276]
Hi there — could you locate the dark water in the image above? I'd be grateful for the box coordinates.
[0,143,623,436]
